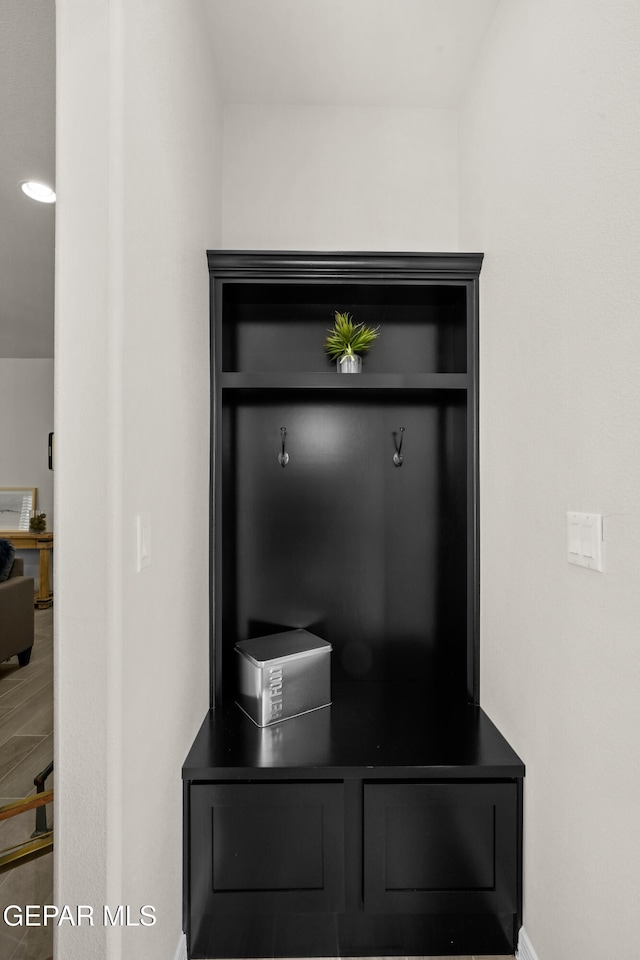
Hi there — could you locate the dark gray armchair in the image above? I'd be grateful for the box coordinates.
[0,557,35,666]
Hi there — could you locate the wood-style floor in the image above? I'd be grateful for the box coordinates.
[0,612,514,960]
[0,607,53,960]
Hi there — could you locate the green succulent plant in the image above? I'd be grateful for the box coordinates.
[324,311,380,363]
[29,512,46,533]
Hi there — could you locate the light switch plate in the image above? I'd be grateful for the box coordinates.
[567,512,603,571]
[136,514,151,572]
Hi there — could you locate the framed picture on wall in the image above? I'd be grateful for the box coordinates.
[0,487,37,531]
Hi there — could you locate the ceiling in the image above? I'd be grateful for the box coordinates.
[1,0,497,360]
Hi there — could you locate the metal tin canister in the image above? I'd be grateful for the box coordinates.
[235,629,332,727]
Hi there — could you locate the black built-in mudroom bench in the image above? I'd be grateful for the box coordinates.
[183,251,525,958]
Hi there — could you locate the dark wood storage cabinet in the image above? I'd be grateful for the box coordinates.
[183,252,524,958]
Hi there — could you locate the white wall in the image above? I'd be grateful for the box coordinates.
[222,105,458,250]
[55,1,221,958]
[54,13,457,960]
[0,358,54,582]
[54,3,640,958]
[459,3,640,959]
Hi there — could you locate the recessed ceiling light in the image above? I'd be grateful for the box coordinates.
[20,180,56,203]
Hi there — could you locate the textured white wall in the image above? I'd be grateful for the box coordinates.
[459,2,640,958]
[222,105,458,250]
[54,3,640,957]
[55,1,221,958]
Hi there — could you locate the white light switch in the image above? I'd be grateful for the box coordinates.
[136,514,152,571]
[567,512,603,571]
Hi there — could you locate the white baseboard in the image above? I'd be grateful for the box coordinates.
[173,932,188,960]
[517,926,540,960]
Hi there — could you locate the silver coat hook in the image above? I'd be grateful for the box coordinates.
[393,427,405,467]
[278,427,289,467]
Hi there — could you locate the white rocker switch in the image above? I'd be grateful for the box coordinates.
[567,512,603,571]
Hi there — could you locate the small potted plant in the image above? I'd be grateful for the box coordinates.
[324,311,379,373]
[29,512,46,533]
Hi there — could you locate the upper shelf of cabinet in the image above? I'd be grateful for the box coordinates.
[216,280,473,379]
[221,371,468,391]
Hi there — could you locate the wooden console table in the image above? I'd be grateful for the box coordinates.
[4,532,54,609]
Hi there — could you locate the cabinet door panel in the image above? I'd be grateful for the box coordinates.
[364,781,517,915]
[190,782,344,915]
[212,800,323,891]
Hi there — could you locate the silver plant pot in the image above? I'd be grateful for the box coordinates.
[337,355,362,374]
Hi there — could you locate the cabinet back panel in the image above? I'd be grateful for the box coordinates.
[221,283,467,374]
[221,396,467,693]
